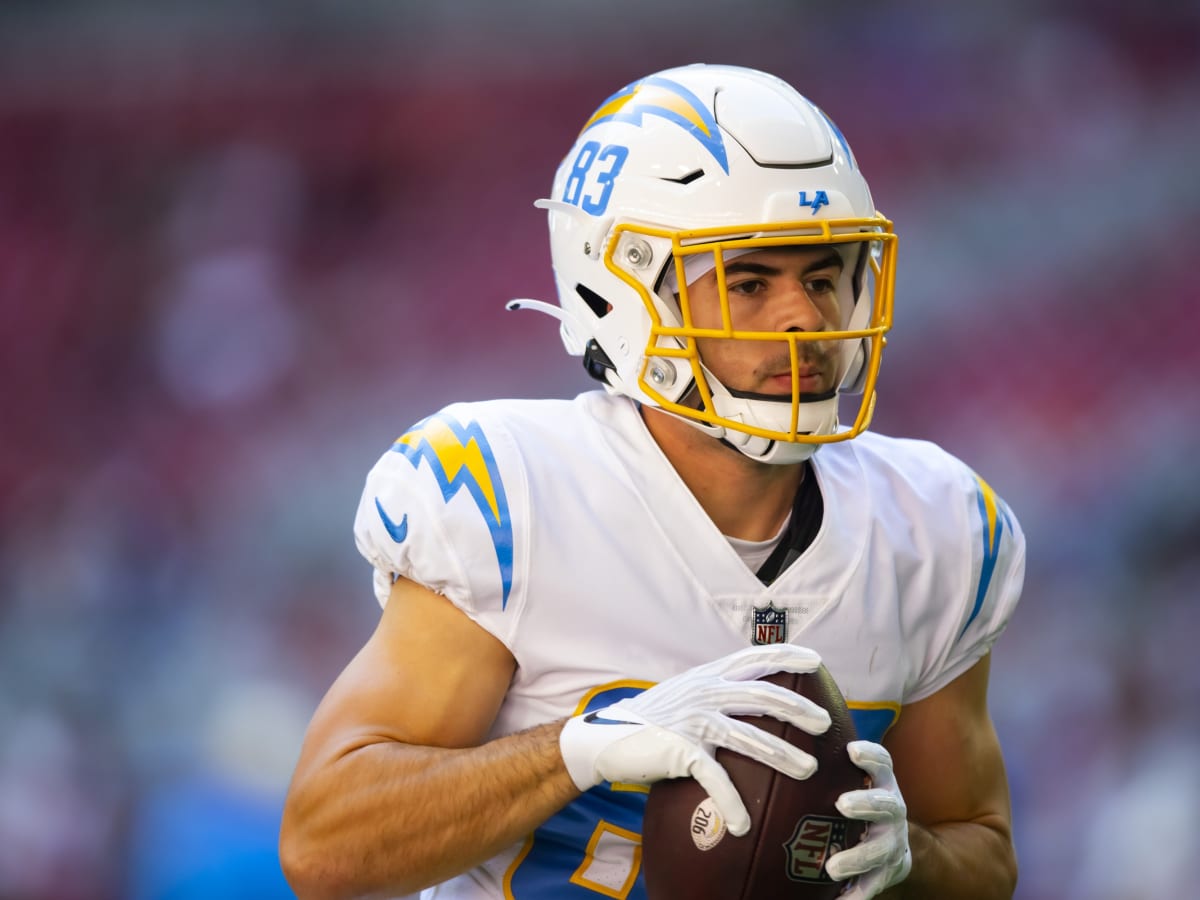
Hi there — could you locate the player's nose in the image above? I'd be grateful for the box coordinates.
[776,281,826,332]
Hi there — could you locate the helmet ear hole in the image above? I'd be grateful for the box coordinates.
[575,284,612,319]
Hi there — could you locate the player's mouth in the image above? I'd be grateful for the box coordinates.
[764,365,830,395]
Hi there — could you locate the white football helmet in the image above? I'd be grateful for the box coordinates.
[509,64,896,464]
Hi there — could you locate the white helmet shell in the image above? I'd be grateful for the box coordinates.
[517,64,896,464]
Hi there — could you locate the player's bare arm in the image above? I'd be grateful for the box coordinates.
[279,576,579,899]
[879,653,1017,899]
[279,575,830,898]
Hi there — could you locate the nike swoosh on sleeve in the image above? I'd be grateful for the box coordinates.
[375,498,409,543]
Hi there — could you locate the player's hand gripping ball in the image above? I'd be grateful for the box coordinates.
[642,664,868,899]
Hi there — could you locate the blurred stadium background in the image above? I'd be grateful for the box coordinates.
[1,1,1198,898]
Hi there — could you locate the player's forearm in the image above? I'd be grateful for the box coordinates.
[882,817,1017,900]
[280,719,579,899]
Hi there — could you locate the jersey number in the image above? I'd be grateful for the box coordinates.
[561,142,629,216]
[505,684,649,899]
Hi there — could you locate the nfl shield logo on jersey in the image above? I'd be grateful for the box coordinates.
[752,604,788,645]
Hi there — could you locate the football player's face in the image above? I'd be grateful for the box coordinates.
[681,246,844,397]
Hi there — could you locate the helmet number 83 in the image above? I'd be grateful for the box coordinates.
[561,141,630,216]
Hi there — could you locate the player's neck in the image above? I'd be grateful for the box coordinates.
[641,406,805,542]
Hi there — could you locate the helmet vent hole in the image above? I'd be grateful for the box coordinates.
[575,283,612,319]
[660,169,705,185]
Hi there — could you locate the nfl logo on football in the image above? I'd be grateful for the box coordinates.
[785,815,849,883]
[752,604,787,645]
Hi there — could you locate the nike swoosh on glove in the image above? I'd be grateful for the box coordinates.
[825,740,913,899]
[559,644,831,836]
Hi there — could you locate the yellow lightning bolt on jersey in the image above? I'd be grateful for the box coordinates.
[393,413,513,606]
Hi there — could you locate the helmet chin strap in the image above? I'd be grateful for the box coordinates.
[669,371,833,465]
[671,410,820,465]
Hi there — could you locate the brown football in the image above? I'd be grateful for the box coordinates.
[642,665,867,899]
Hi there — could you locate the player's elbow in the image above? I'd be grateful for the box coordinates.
[279,802,363,900]
[278,813,339,900]
[980,813,1019,899]
[279,803,429,900]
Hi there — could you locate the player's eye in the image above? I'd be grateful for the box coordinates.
[803,276,837,296]
[727,278,766,296]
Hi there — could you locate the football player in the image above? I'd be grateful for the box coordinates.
[280,64,1024,900]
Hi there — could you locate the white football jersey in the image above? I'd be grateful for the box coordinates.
[353,391,1025,900]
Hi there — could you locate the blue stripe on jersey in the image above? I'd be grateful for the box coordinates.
[848,705,899,743]
[961,476,1006,638]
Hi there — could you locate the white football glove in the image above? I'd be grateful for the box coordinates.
[826,740,913,899]
[559,644,831,836]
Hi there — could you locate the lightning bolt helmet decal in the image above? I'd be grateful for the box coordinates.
[391,414,514,609]
[579,75,730,174]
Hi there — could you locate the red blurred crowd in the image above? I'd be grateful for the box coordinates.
[1,4,1197,898]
